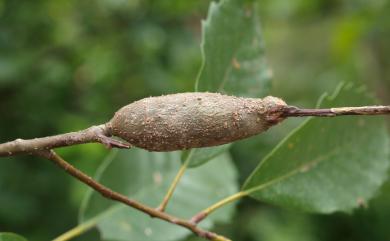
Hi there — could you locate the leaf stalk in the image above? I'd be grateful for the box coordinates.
[52,218,98,241]
[157,150,193,212]
[191,191,248,224]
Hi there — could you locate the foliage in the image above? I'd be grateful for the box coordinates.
[184,0,270,168]
[195,0,271,97]
[0,233,27,241]
[244,83,389,213]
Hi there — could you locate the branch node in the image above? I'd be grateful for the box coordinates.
[34,149,55,159]
[190,212,208,224]
[155,205,165,212]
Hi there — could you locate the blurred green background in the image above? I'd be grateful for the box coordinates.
[0,0,390,240]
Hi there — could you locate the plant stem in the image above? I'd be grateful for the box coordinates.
[191,191,248,224]
[157,151,193,212]
[0,124,129,157]
[39,150,227,241]
[1,105,389,157]
[284,105,390,117]
[53,219,98,241]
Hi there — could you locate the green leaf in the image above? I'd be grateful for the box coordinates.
[246,208,318,241]
[243,83,390,213]
[195,0,271,97]
[0,233,28,241]
[187,0,271,168]
[79,149,238,241]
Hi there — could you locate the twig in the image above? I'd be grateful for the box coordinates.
[157,151,193,212]
[283,105,390,117]
[0,124,130,157]
[38,150,229,241]
[1,105,389,157]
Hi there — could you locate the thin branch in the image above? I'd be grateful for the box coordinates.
[0,124,130,157]
[191,191,247,224]
[2,105,389,157]
[157,151,193,212]
[283,105,390,117]
[39,150,229,241]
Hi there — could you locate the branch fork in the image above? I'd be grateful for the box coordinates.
[0,124,130,157]
[40,149,230,241]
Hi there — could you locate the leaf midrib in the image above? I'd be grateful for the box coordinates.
[243,147,341,196]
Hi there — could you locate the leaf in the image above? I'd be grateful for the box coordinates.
[246,208,318,241]
[0,233,28,241]
[243,83,390,213]
[187,0,271,168]
[79,149,238,241]
[195,0,271,97]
